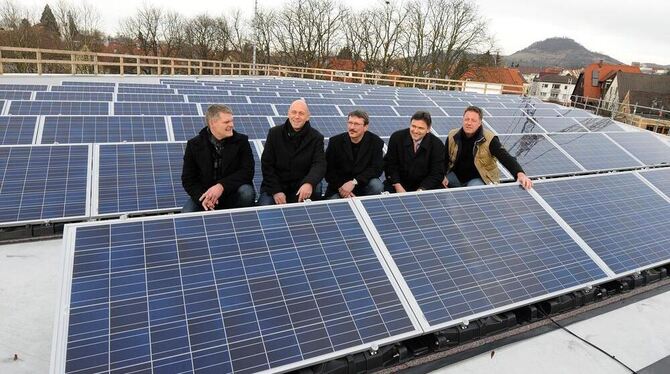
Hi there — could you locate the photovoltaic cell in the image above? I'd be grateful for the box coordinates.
[58,201,419,373]
[115,102,199,115]
[574,118,626,132]
[358,186,607,328]
[637,168,670,198]
[531,117,588,133]
[304,116,347,137]
[41,116,168,144]
[555,108,594,118]
[51,85,115,93]
[0,145,90,225]
[548,133,642,171]
[0,91,32,100]
[189,95,251,104]
[339,105,396,116]
[393,106,441,116]
[606,132,670,166]
[484,116,543,134]
[62,81,115,86]
[429,117,463,136]
[117,87,176,94]
[498,134,582,177]
[117,93,185,102]
[304,98,353,105]
[9,101,109,115]
[352,99,397,106]
[35,92,113,102]
[248,96,294,105]
[523,108,561,117]
[275,104,341,116]
[438,107,467,117]
[171,116,272,141]
[202,103,275,116]
[96,142,188,215]
[485,108,527,117]
[0,116,38,145]
[0,84,47,91]
[535,173,670,274]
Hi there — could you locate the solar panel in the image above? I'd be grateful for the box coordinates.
[305,98,353,105]
[548,133,642,171]
[56,200,420,373]
[115,103,199,116]
[252,141,263,197]
[637,168,670,198]
[0,145,90,225]
[275,104,341,116]
[171,116,272,141]
[485,108,527,117]
[200,103,275,116]
[51,85,116,93]
[429,117,463,136]
[0,84,47,91]
[606,132,670,166]
[117,87,176,94]
[62,81,115,86]
[531,117,588,133]
[469,102,506,108]
[524,108,562,117]
[282,91,324,98]
[0,91,32,100]
[321,93,361,99]
[117,93,185,103]
[187,95,250,104]
[357,186,608,329]
[9,101,109,115]
[178,89,225,95]
[302,116,347,137]
[95,142,188,215]
[339,105,396,116]
[247,96,294,105]
[393,106,442,116]
[498,135,582,177]
[118,83,169,88]
[534,173,670,274]
[35,92,113,101]
[352,99,397,106]
[41,116,168,144]
[574,118,627,132]
[395,99,437,107]
[555,108,594,118]
[484,116,543,134]
[439,107,467,117]
[0,116,37,145]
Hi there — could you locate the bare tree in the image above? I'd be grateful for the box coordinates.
[120,4,162,56]
[159,11,186,57]
[184,14,230,60]
[253,8,276,64]
[227,9,252,62]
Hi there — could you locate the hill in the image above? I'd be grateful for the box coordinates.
[504,37,622,68]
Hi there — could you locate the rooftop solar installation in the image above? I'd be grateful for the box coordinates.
[548,133,643,171]
[50,85,116,93]
[555,108,595,118]
[439,107,467,117]
[118,83,168,88]
[114,102,199,116]
[393,106,442,116]
[321,93,361,99]
[8,101,109,115]
[352,99,398,106]
[531,117,588,133]
[429,117,463,136]
[574,118,627,132]
[0,84,47,91]
[304,98,353,105]
[534,173,670,274]
[95,142,187,215]
[275,104,341,116]
[396,99,437,107]
[188,95,250,104]
[247,96,294,105]
[171,116,272,141]
[62,81,115,86]
[41,116,168,144]
[356,186,608,330]
[0,144,90,226]
[56,200,420,373]
[0,116,37,145]
[117,87,176,94]
[252,141,263,197]
[637,168,670,198]
[283,91,324,98]
[0,90,32,100]
[200,103,275,116]
[524,108,562,117]
[35,92,113,102]
[498,134,583,177]
[485,108,528,117]
[339,105,396,116]
[303,116,347,137]
[468,101,506,108]
[116,93,186,103]
[177,89,226,95]
[605,132,670,166]
[484,116,543,134]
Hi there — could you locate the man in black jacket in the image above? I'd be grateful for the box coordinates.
[258,99,326,205]
[384,111,445,193]
[181,104,255,212]
[443,105,533,189]
[325,110,384,199]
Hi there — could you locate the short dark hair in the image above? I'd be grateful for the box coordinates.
[464,105,483,120]
[348,109,369,125]
[410,110,432,127]
[206,104,233,126]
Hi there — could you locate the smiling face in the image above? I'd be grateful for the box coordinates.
[347,115,368,143]
[288,100,310,131]
[409,119,430,142]
[462,109,482,137]
[208,112,234,140]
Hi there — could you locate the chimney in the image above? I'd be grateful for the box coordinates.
[598,59,603,67]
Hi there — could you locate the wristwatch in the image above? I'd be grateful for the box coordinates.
[352,178,358,186]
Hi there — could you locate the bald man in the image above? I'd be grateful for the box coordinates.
[258,100,326,205]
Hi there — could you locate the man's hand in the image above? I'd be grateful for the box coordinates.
[296,183,313,202]
[199,183,224,210]
[517,172,533,190]
[442,176,449,188]
[393,183,406,193]
[273,192,287,205]
[338,180,356,198]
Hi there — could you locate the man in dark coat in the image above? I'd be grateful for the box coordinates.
[258,99,326,205]
[384,111,445,193]
[181,104,255,212]
[325,110,384,199]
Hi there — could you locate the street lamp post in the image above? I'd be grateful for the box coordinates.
[252,0,258,75]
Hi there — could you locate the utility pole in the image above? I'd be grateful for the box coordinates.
[252,0,258,75]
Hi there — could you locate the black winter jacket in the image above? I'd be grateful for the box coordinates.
[325,131,384,190]
[384,129,445,191]
[181,127,254,203]
[261,120,326,195]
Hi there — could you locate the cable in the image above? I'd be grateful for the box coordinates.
[538,308,637,373]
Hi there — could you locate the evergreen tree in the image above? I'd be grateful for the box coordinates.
[40,4,60,37]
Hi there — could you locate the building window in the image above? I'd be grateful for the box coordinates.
[591,69,599,86]
[542,84,548,88]
[564,85,568,89]
[552,84,560,89]
[646,125,656,131]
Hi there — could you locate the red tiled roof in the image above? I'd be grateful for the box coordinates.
[461,67,526,86]
[581,62,641,99]
[325,58,366,72]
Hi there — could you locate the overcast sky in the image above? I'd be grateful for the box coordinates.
[22,0,670,65]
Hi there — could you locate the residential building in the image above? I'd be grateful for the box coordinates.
[571,61,641,106]
[529,74,576,104]
[460,67,526,94]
